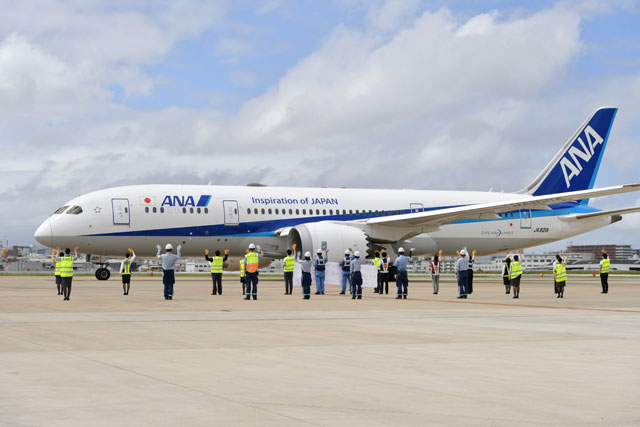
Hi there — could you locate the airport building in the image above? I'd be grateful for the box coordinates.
[566,244,635,261]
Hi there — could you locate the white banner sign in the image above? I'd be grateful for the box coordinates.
[293,262,378,287]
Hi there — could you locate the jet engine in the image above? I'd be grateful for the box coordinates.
[287,222,378,261]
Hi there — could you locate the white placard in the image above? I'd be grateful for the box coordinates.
[292,262,377,287]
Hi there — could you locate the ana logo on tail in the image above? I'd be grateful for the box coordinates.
[560,125,604,189]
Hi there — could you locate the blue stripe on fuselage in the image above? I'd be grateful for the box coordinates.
[84,203,597,237]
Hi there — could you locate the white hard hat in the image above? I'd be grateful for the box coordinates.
[248,243,256,250]
[398,247,405,253]
[165,243,173,250]
[354,250,361,257]
[304,251,311,258]
[344,250,350,255]
[460,249,466,256]
[317,249,322,254]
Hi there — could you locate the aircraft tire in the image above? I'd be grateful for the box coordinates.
[95,268,111,281]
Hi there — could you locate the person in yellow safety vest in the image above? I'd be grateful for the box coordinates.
[244,243,264,300]
[205,248,229,295]
[553,254,567,298]
[282,244,297,295]
[51,249,64,295]
[599,251,610,294]
[510,252,523,299]
[239,253,247,295]
[502,255,512,294]
[59,247,78,301]
[119,248,136,295]
[373,251,382,294]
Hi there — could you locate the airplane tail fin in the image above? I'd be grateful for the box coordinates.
[519,107,618,203]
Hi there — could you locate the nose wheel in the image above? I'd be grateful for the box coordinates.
[95,267,111,280]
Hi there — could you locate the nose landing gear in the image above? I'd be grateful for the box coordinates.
[95,267,111,280]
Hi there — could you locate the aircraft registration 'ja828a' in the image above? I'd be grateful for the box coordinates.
[35,107,640,280]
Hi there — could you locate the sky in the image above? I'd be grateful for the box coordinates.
[1,0,640,252]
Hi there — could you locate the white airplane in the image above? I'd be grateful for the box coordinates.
[35,107,640,280]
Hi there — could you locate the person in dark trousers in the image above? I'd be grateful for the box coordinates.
[51,249,63,295]
[119,248,136,295]
[244,243,264,300]
[554,254,567,298]
[300,251,313,299]
[429,250,442,294]
[339,250,353,295]
[239,255,246,295]
[314,248,328,295]
[282,244,296,295]
[205,248,228,295]
[510,253,523,299]
[502,256,511,294]
[157,243,181,300]
[394,247,412,299]
[467,250,475,294]
[350,250,363,299]
[372,251,381,293]
[59,247,78,301]
[455,249,469,299]
[599,251,610,294]
[378,251,391,295]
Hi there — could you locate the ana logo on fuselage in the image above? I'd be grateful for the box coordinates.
[161,195,212,207]
[560,125,604,189]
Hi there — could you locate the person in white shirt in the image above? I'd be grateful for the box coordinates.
[429,250,442,294]
[119,248,136,295]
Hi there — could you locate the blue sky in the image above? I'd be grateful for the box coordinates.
[1,0,640,250]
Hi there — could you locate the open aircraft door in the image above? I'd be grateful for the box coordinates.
[223,200,239,226]
[520,209,532,229]
[112,198,130,225]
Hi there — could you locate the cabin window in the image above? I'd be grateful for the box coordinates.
[153,207,157,213]
[54,206,69,214]
[247,208,251,214]
[145,207,149,213]
[329,209,333,215]
[275,208,279,214]
[197,207,201,214]
[160,207,165,213]
[296,209,299,215]
[254,208,258,214]
[190,207,194,214]
[323,209,327,215]
[289,209,293,214]
[182,207,186,214]
[261,208,265,214]
[268,208,272,215]
[349,210,353,215]
[342,209,346,215]
[316,209,320,215]
[369,210,373,216]
[302,209,306,215]
[204,208,208,214]
[355,210,359,215]
[66,206,83,215]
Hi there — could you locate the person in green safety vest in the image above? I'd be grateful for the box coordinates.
[60,247,78,301]
[599,251,610,294]
[239,251,247,295]
[205,248,229,295]
[553,254,567,298]
[282,244,297,295]
[51,249,64,295]
[119,248,136,295]
[373,251,381,294]
[510,252,523,299]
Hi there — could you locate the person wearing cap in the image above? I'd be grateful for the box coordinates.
[599,251,610,294]
[378,251,392,295]
[205,248,229,295]
[282,244,297,295]
[244,243,264,300]
[300,251,313,299]
[156,243,181,300]
[119,248,136,295]
[314,248,328,295]
[455,249,469,299]
[51,249,63,295]
[59,247,78,301]
[502,255,512,294]
[339,250,353,295]
[394,247,413,299]
[350,250,363,299]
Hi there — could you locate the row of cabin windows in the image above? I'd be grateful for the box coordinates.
[245,208,414,216]
[145,206,209,214]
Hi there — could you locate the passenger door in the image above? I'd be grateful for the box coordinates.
[223,200,239,226]
[112,198,130,225]
[410,203,424,213]
[520,209,532,229]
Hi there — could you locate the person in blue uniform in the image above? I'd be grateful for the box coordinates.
[339,250,353,295]
[455,249,469,299]
[300,252,313,299]
[156,243,181,300]
[350,250,363,300]
[314,248,328,295]
[394,247,413,299]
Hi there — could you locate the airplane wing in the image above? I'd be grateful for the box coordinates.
[558,206,640,222]
[364,184,640,229]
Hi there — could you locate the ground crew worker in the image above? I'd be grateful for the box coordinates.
[373,251,381,293]
[599,251,610,294]
[244,243,264,300]
[554,254,567,298]
[429,250,442,294]
[119,248,136,295]
[379,251,391,295]
[51,249,63,295]
[350,250,363,300]
[239,254,246,295]
[300,252,313,299]
[467,250,476,294]
[510,253,523,299]
[502,256,511,294]
[314,248,328,295]
[205,249,229,295]
[282,244,296,295]
[339,250,353,295]
[455,249,469,299]
[59,247,78,301]
[394,247,412,299]
[156,243,181,300]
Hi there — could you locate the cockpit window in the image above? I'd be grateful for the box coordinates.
[66,206,83,215]
[54,206,69,214]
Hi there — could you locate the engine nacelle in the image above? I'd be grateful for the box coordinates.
[287,222,373,261]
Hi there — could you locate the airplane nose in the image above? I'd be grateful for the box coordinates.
[34,220,53,247]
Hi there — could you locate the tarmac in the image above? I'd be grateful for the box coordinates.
[0,274,639,426]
